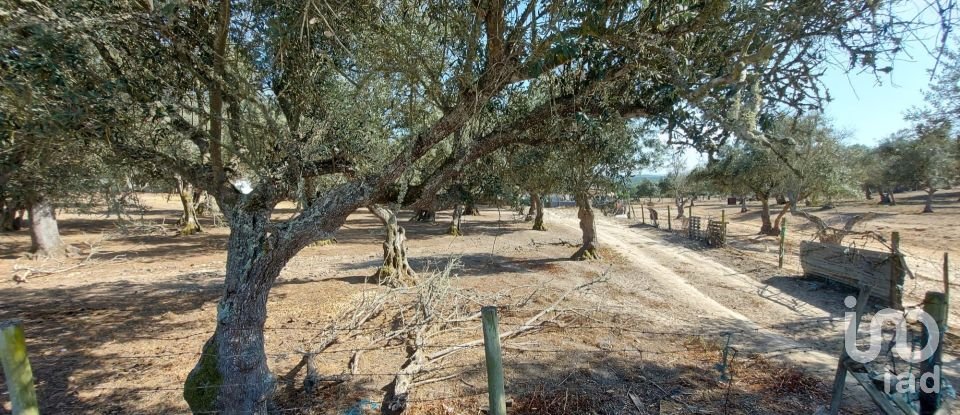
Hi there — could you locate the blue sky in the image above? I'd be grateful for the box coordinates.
[822,51,935,146]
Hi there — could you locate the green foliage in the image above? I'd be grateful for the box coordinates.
[879,121,956,193]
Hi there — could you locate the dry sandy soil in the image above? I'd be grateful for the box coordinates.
[0,191,957,414]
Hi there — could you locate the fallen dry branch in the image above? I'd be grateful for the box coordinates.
[12,246,125,283]
[792,210,882,245]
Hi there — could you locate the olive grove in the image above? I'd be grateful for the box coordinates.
[0,0,944,412]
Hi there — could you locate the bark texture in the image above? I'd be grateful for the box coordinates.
[571,194,600,260]
[531,193,546,231]
[759,196,775,235]
[177,178,203,235]
[28,198,69,259]
[447,204,463,236]
[368,205,416,287]
[183,211,280,413]
[923,189,936,213]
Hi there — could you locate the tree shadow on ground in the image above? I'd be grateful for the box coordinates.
[0,270,321,414]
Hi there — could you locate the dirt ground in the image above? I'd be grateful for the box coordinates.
[0,192,957,414]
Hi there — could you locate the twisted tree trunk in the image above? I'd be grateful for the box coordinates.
[531,193,546,231]
[758,193,775,235]
[177,178,203,235]
[28,197,68,258]
[571,193,600,260]
[463,202,480,215]
[447,204,463,236]
[524,192,534,221]
[368,204,416,287]
[184,210,276,413]
[410,209,435,223]
[923,188,936,213]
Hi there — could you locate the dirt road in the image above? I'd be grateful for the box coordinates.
[547,208,957,411]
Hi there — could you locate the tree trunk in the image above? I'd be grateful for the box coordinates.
[775,194,787,205]
[571,194,600,260]
[532,193,546,231]
[889,189,897,205]
[184,210,278,413]
[772,200,792,232]
[864,186,873,200]
[923,189,936,213]
[463,203,480,215]
[524,192,534,221]
[674,197,686,219]
[447,204,463,236]
[2,199,24,232]
[28,197,68,259]
[758,193,774,235]
[410,209,435,223]
[739,195,748,213]
[177,178,203,235]
[368,205,416,287]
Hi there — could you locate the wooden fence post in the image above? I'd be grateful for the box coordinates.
[778,217,787,269]
[641,205,645,224]
[944,252,950,329]
[828,284,872,415]
[481,307,507,415]
[667,206,672,231]
[0,320,40,415]
[688,204,692,220]
[890,232,903,310]
[920,291,947,414]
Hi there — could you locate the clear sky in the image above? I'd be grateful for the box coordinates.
[822,50,935,146]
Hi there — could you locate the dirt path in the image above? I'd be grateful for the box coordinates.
[545,209,932,411]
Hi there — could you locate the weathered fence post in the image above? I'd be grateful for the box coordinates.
[944,252,950,328]
[920,291,947,414]
[721,209,727,246]
[667,206,672,231]
[0,320,40,415]
[641,205,645,224]
[481,306,507,415]
[890,232,903,310]
[828,284,872,415]
[688,204,692,221]
[778,217,787,269]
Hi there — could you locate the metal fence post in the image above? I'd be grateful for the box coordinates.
[0,320,40,415]
[481,307,507,415]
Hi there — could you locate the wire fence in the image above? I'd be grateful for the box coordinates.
[8,315,853,414]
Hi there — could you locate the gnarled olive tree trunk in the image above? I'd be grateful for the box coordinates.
[184,209,276,413]
[410,209,435,223]
[28,197,70,259]
[177,178,203,235]
[2,197,25,231]
[368,204,416,287]
[758,193,775,235]
[571,193,600,260]
[531,193,546,231]
[463,202,480,215]
[447,204,463,236]
[923,188,936,213]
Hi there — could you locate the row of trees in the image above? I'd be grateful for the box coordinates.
[1,0,954,412]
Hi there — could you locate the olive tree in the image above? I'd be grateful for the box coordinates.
[2,0,936,411]
[881,121,956,212]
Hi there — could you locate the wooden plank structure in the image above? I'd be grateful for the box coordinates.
[799,240,906,309]
[688,216,702,240]
[707,219,726,247]
[682,216,726,247]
